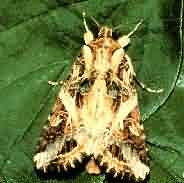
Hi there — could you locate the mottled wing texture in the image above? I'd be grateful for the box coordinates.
[33,59,86,172]
[97,53,150,180]
[33,25,149,181]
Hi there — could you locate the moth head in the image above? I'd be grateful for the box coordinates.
[83,12,142,48]
[98,26,112,38]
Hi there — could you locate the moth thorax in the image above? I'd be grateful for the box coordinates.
[98,26,112,38]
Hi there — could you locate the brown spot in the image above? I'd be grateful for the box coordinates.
[36,122,65,153]
[129,106,140,122]
[35,97,70,153]
[49,98,68,127]
[121,87,129,102]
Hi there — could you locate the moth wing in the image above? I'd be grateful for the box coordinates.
[33,96,84,172]
[99,98,149,180]
[97,52,150,180]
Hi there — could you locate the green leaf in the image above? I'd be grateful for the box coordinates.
[0,0,183,182]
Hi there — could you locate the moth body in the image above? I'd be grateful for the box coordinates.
[33,14,151,181]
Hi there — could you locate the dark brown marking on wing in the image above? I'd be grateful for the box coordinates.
[123,106,149,164]
[117,56,129,81]
[36,123,65,153]
[35,98,68,153]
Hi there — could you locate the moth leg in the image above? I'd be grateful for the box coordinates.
[51,144,86,171]
[118,20,143,48]
[134,76,163,93]
[48,80,63,86]
[82,12,94,44]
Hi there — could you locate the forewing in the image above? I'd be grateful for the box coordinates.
[33,58,86,172]
[97,53,150,180]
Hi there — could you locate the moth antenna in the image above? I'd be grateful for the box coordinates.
[82,11,90,32]
[114,19,143,36]
[90,15,100,29]
[127,19,143,37]
[117,19,143,47]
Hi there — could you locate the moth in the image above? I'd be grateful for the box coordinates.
[33,13,162,181]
